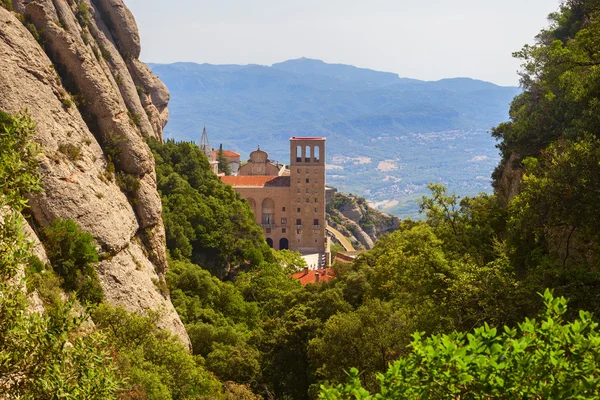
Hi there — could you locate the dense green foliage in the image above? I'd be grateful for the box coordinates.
[217,143,232,175]
[90,304,225,400]
[149,139,272,277]
[7,0,600,398]
[320,291,600,399]
[41,218,103,304]
[0,112,123,398]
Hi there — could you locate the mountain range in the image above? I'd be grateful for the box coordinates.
[149,58,520,217]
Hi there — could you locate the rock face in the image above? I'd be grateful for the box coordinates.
[0,3,189,346]
[494,153,522,206]
[326,192,400,250]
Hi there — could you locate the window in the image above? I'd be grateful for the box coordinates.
[305,198,310,203]
[266,228,271,234]
[306,188,310,193]
[314,146,320,162]
[296,146,302,162]
[282,207,286,212]
[296,219,302,225]
[305,146,311,162]
[314,188,319,193]
[314,208,318,212]
[297,178,300,183]
[282,228,286,233]
[297,188,300,193]
[314,219,319,226]
[297,168,301,173]
[281,218,287,224]
[297,229,302,234]
[314,198,318,203]
[296,198,301,203]
[297,208,301,212]
[306,178,310,183]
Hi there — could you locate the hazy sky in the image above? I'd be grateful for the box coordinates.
[123,0,560,86]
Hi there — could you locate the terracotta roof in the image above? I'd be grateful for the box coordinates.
[291,268,336,285]
[220,175,290,188]
[211,150,240,158]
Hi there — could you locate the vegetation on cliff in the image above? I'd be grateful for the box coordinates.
[5,0,600,399]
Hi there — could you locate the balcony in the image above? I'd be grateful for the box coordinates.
[295,224,303,229]
[262,224,276,229]
[312,225,321,229]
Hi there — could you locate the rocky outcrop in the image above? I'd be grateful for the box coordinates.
[326,192,399,250]
[0,4,188,346]
[495,153,522,206]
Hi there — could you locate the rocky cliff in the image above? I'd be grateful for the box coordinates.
[326,192,399,250]
[0,0,189,345]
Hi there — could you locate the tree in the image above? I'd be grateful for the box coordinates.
[218,144,232,176]
[42,218,103,304]
[319,290,600,399]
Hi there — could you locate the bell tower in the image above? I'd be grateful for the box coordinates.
[289,137,326,255]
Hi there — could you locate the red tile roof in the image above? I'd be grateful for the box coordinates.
[291,268,336,285]
[220,175,290,188]
[211,150,240,158]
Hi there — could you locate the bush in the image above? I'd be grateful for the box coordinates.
[75,1,90,27]
[319,290,600,399]
[42,218,103,304]
[91,304,225,399]
[116,171,140,197]
[58,142,82,161]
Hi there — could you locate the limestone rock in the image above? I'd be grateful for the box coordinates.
[85,0,158,140]
[496,153,522,206]
[97,240,189,346]
[326,192,399,250]
[0,6,188,345]
[127,59,170,129]
[26,0,154,177]
[93,0,140,59]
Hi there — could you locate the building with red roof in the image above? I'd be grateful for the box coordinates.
[291,267,336,285]
[219,137,328,258]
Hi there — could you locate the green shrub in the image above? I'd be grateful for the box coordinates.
[99,45,111,60]
[91,304,225,399]
[0,111,122,399]
[58,142,81,161]
[127,109,141,127]
[75,1,90,27]
[116,171,140,197]
[42,218,103,304]
[0,0,13,11]
[319,290,600,399]
[61,96,73,108]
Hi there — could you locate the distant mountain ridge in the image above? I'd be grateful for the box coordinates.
[150,58,520,217]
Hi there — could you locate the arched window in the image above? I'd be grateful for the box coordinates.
[279,238,289,250]
[262,198,275,225]
[266,238,274,248]
[314,146,320,162]
[296,146,302,162]
[305,146,311,162]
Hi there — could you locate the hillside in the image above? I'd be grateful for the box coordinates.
[150,58,520,217]
[326,191,400,250]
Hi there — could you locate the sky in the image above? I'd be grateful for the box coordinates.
[123,0,561,87]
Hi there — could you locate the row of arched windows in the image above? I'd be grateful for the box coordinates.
[295,145,321,163]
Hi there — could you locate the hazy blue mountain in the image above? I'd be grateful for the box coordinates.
[150,58,520,217]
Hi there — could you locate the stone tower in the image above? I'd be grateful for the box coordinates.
[289,137,326,254]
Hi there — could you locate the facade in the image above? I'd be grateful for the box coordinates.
[221,137,327,256]
[212,149,241,175]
